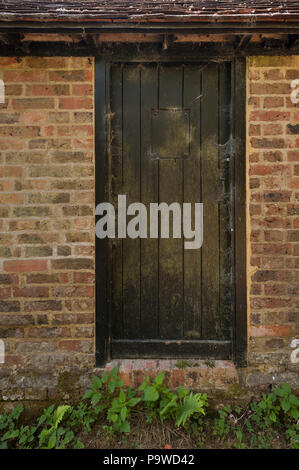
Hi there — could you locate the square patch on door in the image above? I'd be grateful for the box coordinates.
[150,107,191,160]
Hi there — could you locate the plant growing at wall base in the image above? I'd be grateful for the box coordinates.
[38,405,84,449]
[0,404,23,449]
[139,372,208,427]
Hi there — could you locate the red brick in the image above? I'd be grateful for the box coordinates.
[3,259,48,272]
[59,97,93,110]
[250,111,290,121]
[29,327,71,338]
[73,272,95,284]
[250,325,292,337]
[172,369,185,387]
[4,70,48,82]
[250,83,291,95]
[58,340,92,353]
[13,286,49,298]
[25,84,70,96]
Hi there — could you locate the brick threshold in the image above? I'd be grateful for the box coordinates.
[103,359,239,391]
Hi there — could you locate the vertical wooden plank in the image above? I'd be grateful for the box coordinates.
[158,64,184,339]
[95,59,109,366]
[218,62,233,341]
[140,64,159,338]
[233,57,247,366]
[110,64,123,340]
[122,64,141,339]
[183,64,202,339]
[201,64,221,339]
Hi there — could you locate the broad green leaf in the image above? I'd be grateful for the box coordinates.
[154,372,165,386]
[75,440,84,449]
[289,394,299,406]
[110,367,118,378]
[119,421,130,433]
[178,387,189,399]
[119,390,126,403]
[101,371,108,384]
[92,375,102,389]
[127,398,141,407]
[270,411,277,422]
[143,386,159,402]
[108,381,116,394]
[120,406,127,421]
[137,376,150,391]
[290,409,299,420]
[281,399,290,413]
[82,389,93,400]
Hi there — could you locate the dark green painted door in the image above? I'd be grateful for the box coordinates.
[109,62,233,359]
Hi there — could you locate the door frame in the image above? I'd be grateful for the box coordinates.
[95,52,247,367]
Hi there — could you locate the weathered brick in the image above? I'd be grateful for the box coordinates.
[51,258,93,270]
[74,112,93,123]
[25,84,70,96]
[28,327,70,338]
[73,272,95,284]
[6,151,46,164]
[25,57,68,69]
[263,96,284,108]
[287,230,299,242]
[48,112,70,124]
[52,313,93,325]
[51,286,94,298]
[13,287,49,298]
[3,260,48,272]
[18,234,45,244]
[59,97,93,110]
[4,70,48,82]
[27,192,70,204]
[13,207,50,217]
[15,341,56,353]
[250,137,287,149]
[25,273,69,284]
[0,113,20,124]
[49,70,87,82]
[0,300,20,312]
[24,246,53,257]
[0,314,34,326]
[0,328,24,338]
[57,246,71,256]
[250,110,290,122]
[51,150,91,163]
[58,340,92,353]
[12,98,55,109]
[0,274,18,285]
[24,300,62,312]
[0,247,12,258]
[263,191,292,202]
[250,83,291,95]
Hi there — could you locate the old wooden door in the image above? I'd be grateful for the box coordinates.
[108,62,233,359]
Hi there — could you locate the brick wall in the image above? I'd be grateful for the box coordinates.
[0,54,298,400]
[0,57,95,400]
[247,56,299,387]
